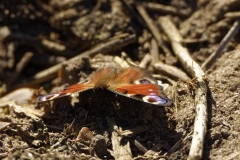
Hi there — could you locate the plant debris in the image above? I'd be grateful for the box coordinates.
[0,0,240,159]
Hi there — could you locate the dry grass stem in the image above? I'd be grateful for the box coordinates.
[158,16,207,160]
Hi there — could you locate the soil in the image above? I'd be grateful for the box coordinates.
[0,0,239,160]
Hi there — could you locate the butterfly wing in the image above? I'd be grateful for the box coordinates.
[107,67,172,106]
[38,67,116,102]
[38,66,173,106]
[38,82,94,102]
[108,83,172,106]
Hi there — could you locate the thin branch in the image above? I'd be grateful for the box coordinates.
[8,33,76,57]
[154,61,190,82]
[11,34,136,90]
[34,0,55,15]
[136,5,172,56]
[201,19,240,71]
[142,2,189,17]
[165,131,193,156]
[6,42,16,69]
[119,0,143,31]
[132,139,148,154]
[150,38,159,64]
[139,54,151,68]
[158,16,207,160]
[225,11,240,19]
[8,52,33,86]
[118,125,149,138]
[0,26,11,41]
[107,117,133,160]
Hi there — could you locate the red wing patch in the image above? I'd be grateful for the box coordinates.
[108,84,172,106]
[38,83,94,102]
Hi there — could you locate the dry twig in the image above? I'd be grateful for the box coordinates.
[225,12,240,19]
[165,131,193,156]
[132,139,148,154]
[181,38,207,44]
[0,26,11,41]
[6,42,16,69]
[119,0,143,31]
[5,31,77,57]
[154,61,190,82]
[158,16,207,160]
[150,38,159,64]
[118,125,149,138]
[142,2,189,17]
[8,52,33,86]
[136,5,172,56]
[113,56,130,68]
[34,0,55,15]
[107,117,133,160]
[201,19,240,71]
[11,34,136,90]
[139,54,151,68]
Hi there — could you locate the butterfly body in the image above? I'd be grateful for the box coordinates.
[39,66,172,106]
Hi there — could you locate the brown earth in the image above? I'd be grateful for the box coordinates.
[0,0,239,159]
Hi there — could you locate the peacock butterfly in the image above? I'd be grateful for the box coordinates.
[38,66,172,106]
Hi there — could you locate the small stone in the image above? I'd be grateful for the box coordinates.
[91,135,107,159]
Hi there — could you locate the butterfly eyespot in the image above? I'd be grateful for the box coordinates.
[139,79,151,84]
